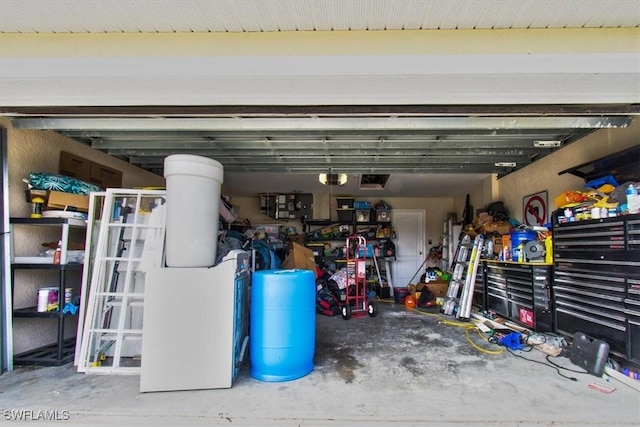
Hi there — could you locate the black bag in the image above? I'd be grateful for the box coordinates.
[417,286,435,307]
[487,201,510,221]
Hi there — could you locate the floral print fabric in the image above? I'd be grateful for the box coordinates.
[29,172,103,195]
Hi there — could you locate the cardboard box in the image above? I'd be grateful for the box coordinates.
[59,151,123,189]
[46,190,89,212]
[417,280,449,298]
[89,162,122,188]
[59,151,92,180]
[281,242,318,277]
[481,221,511,235]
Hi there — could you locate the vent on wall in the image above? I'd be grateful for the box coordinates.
[360,174,390,190]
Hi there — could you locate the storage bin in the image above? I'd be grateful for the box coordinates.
[306,243,325,256]
[376,209,392,222]
[510,230,537,261]
[355,209,371,223]
[336,197,355,209]
[337,208,355,222]
[394,287,410,304]
[354,201,371,209]
[255,224,282,240]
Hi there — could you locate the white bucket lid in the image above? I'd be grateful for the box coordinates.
[164,154,224,182]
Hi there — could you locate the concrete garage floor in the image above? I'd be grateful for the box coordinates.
[1,301,639,427]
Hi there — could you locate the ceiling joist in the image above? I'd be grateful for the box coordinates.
[7,111,633,176]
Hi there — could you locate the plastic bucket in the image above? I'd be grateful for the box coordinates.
[164,154,224,267]
[250,269,316,382]
[393,287,410,304]
[510,230,537,262]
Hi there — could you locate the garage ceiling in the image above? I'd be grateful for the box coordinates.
[1,1,639,197]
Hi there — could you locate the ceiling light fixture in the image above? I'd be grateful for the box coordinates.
[495,162,517,167]
[319,173,347,186]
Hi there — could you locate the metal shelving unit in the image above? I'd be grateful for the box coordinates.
[304,219,393,291]
[10,217,86,366]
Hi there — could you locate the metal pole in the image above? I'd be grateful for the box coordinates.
[0,126,13,372]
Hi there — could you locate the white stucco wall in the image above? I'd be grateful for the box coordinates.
[449,118,640,224]
[498,118,640,223]
[2,118,163,355]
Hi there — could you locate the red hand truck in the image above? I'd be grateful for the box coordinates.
[341,235,378,320]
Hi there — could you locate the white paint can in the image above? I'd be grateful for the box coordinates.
[37,288,49,312]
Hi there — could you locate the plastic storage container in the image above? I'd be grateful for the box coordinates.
[336,197,355,209]
[394,287,410,304]
[337,208,355,222]
[510,230,537,262]
[354,201,371,209]
[250,269,316,382]
[164,154,224,267]
[355,209,371,223]
[376,209,392,222]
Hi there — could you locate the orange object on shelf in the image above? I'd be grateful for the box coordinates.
[554,191,589,209]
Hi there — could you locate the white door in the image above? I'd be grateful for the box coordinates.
[391,210,425,289]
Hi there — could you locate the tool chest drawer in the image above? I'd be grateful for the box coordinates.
[553,213,640,255]
[486,265,508,316]
[626,278,640,364]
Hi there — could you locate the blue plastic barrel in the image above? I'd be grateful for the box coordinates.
[250,269,316,382]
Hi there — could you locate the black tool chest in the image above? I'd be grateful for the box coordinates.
[481,261,554,332]
[553,212,640,367]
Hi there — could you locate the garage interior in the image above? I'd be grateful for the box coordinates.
[1,1,640,426]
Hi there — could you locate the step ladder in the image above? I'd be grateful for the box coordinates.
[77,189,166,374]
[456,234,484,321]
[442,233,483,317]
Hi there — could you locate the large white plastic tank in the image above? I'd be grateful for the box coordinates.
[164,154,224,267]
